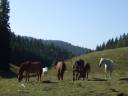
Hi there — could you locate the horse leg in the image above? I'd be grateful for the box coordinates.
[57,70,60,80]
[60,74,63,80]
[27,73,29,81]
[85,72,87,80]
[105,71,108,80]
[109,71,112,80]
[37,72,39,81]
[87,72,89,80]
[76,72,79,80]
[36,72,39,81]
[73,71,75,81]
[25,72,27,82]
[26,73,28,82]
[60,71,63,80]
[27,73,29,82]
[39,73,41,81]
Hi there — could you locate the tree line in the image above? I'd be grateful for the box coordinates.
[10,32,74,67]
[0,0,73,70]
[0,0,10,70]
[96,33,128,51]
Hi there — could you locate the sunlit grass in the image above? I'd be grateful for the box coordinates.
[0,47,128,96]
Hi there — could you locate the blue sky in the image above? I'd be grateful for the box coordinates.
[10,0,128,49]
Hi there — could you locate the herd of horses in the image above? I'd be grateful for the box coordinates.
[18,58,115,82]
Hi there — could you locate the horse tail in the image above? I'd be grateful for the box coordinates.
[39,63,43,74]
[63,62,67,71]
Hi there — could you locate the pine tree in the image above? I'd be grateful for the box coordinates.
[0,0,10,70]
[114,37,118,48]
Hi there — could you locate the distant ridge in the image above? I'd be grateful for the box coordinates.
[42,40,92,55]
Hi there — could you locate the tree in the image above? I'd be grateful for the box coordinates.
[0,0,10,70]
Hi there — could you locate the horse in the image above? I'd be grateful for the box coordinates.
[80,62,91,80]
[99,58,115,80]
[42,67,48,77]
[73,59,91,81]
[18,61,42,82]
[55,61,66,80]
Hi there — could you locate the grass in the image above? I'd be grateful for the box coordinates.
[0,47,128,96]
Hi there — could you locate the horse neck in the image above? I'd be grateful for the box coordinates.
[103,59,113,67]
[19,65,25,75]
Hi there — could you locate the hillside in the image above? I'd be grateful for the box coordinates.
[67,47,128,75]
[1,47,127,96]
[10,32,74,67]
[43,40,92,55]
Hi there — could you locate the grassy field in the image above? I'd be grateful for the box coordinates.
[0,47,128,96]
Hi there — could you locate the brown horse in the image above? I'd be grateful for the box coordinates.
[18,61,42,82]
[73,59,91,81]
[55,61,66,80]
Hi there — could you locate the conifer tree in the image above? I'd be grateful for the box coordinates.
[0,0,10,70]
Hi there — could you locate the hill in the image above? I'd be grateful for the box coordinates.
[0,47,128,96]
[10,32,74,67]
[43,40,92,55]
[67,47,128,75]
[9,32,91,67]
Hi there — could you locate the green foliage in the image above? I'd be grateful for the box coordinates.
[10,32,74,67]
[0,0,10,70]
[96,33,128,51]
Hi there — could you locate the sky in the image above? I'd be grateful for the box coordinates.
[9,0,128,49]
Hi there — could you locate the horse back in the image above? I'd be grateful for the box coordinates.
[27,62,42,73]
[56,61,66,72]
[73,59,84,71]
[84,62,91,72]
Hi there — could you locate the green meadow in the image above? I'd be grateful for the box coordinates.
[0,47,128,96]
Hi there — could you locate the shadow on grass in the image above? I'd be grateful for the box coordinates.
[42,80,58,84]
[119,77,128,81]
[0,70,17,78]
[88,78,107,81]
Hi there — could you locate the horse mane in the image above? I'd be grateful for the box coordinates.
[19,61,30,75]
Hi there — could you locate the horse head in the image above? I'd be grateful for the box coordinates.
[18,62,26,82]
[18,73,23,82]
[99,58,104,67]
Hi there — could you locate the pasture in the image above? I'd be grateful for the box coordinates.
[0,47,128,96]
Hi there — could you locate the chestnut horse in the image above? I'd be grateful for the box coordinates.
[18,61,42,82]
[55,61,66,80]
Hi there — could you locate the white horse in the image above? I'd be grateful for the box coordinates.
[42,67,48,77]
[99,58,115,80]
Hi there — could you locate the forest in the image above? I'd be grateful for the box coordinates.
[10,32,74,67]
[96,33,128,51]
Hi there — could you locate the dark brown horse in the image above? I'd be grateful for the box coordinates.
[73,59,90,81]
[18,61,42,82]
[55,61,66,80]
[79,62,91,80]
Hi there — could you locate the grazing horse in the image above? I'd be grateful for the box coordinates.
[99,58,115,80]
[73,59,91,81]
[55,61,66,80]
[81,62,91,80]
[42,67,48,77]
[18,61,42,82]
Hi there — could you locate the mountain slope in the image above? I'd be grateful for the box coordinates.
[3,47,128,96]
[67,47,128,74]
[10,33,74,67]
[43,40,92,55]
